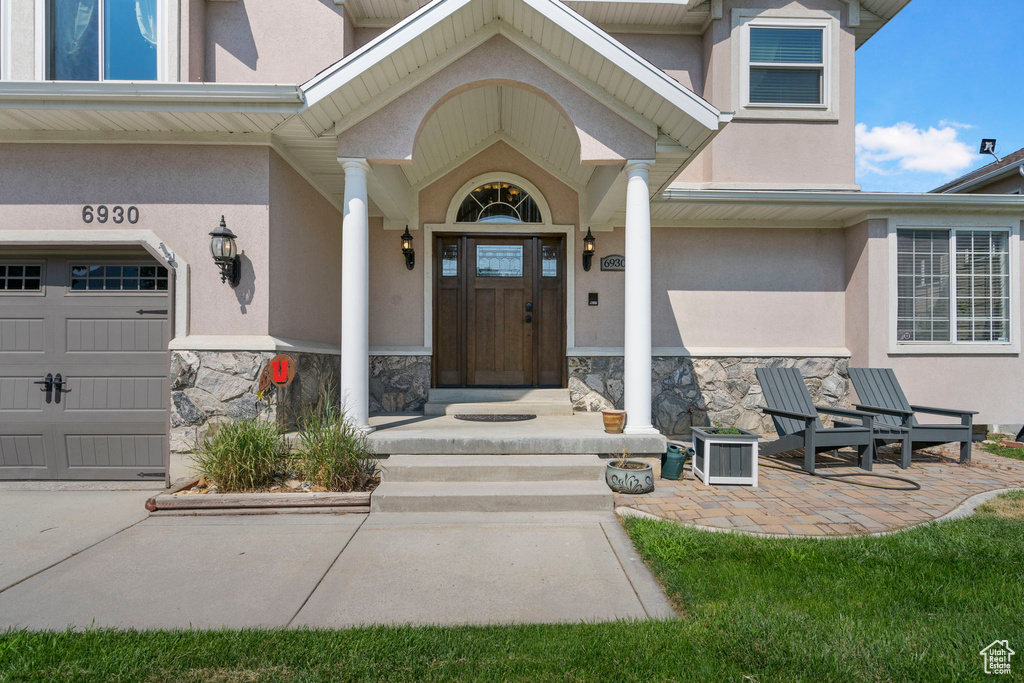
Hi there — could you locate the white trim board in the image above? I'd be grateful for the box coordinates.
[0,229,188,339]
[168,335,342,355]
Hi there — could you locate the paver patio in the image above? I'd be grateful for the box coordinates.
[617,445,1024,536]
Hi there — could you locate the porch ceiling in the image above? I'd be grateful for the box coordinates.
[407,85,591,189]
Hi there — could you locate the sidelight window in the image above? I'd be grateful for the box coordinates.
[456,182,542,223]
[49,0,159,81]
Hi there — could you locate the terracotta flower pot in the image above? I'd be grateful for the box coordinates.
[601,409,626,434]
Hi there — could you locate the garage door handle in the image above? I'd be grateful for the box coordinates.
[34,374,53,404]
[53,374,71,404]
[136,309,167,315]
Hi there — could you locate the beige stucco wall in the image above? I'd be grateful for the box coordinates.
[677,0,857,188]
[844,218,1024,424]
[335,36,656,164]
[369,216,423,347]
[610,33,705,95]
[576,225,847,348]
[204,0,350,84]
[0,143,273,337]
[267,150,342,345]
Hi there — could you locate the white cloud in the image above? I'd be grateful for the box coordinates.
[855,122,978,176]
[939,119,975,130]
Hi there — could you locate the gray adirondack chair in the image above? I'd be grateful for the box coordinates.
[849,368,977,467]
[755,367,875,474]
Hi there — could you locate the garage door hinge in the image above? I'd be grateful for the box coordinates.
[137,472,166,478]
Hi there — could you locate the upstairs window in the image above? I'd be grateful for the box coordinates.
[49,0,158,81]
[896,229,1011,345]
[748,26,825,105]
[456,182,542,223]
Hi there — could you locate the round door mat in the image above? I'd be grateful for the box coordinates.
[454,414,537,422]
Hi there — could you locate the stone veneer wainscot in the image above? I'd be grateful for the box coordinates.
[569,356,851,437]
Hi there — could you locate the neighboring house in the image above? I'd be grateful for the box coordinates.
[932,147,1024,195]
[0,0,1020,482]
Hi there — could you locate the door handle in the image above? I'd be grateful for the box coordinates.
[34,373,53,404]
[524,315,533,323]
[525,302,533,312]
[53,373,71,404]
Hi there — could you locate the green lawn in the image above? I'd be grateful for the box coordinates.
[2,495,1022,682]
[983,434,1024,461]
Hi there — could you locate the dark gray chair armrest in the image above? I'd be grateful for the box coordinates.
[816,406,873,429]
[854,403,913,416]
[762,407,816,421]
[909,404,978,417]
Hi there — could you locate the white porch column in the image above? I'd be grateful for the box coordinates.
[623,160,657,435]
[339,158,372,431]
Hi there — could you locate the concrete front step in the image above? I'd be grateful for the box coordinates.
[424,402,574,416]
[378,454,605,482]
[370,480,613,513]
[423,388,573,416]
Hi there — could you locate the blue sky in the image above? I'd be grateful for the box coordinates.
[855,0,1024,192]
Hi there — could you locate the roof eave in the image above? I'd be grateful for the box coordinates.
[655,189,1024,212]
[931,162,1024,194]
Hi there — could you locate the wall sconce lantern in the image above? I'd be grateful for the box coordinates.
[401,225,415,270]
[582,226,596,271]
[209,215,240,287]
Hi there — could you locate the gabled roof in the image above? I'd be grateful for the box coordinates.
[931,147,1024,194]
[300,0,728,145]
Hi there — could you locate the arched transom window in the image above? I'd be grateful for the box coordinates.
[455,182,542,223]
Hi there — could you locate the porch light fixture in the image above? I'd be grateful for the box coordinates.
[209,216,240,287]
[582,226,596,271]
[401,225,415,270]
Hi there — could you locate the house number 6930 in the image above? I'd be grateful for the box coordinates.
[82,205,140,224]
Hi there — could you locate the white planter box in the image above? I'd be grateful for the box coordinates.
[691,427,760,487]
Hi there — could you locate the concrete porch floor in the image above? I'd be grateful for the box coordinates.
[618,444,1024,536]
[367,412,667,455]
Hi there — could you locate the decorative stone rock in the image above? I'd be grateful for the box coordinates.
[369,355,430,413]
[194,368,252,403]
[171,391,204,426]
[201,351,264,381]
[170,351,199,390]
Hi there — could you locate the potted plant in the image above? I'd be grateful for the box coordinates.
[601,409,626,433]
[605,446,654,494]
[690,425,760,487]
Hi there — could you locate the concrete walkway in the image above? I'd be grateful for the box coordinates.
[0,497,673,630]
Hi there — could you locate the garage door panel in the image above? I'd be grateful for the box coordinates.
[62,377,166,411]
[66,318,168,353]
[0,318,45,352]
[0,425,57,478]
[0,377,47,411]
[0,435,47,467]
[60,430,166,479]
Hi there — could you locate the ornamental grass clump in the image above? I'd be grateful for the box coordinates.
[295,403,377,492]
[193,419,290,492]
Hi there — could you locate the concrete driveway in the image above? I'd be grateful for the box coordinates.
[0,497,673,630]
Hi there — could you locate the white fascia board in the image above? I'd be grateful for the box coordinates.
[301,0,725,133]
[931,163,1024,195]
[0,81,303,113]
[655,189,1024,212]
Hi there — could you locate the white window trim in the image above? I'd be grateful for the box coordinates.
[36,0,173,82]
[0,0,10,80]
[887,217,1021,355]
[731,8,841,121]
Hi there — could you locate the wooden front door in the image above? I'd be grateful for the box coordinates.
[433,234,565,388]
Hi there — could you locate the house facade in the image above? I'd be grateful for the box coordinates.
[0,0,1020,482]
